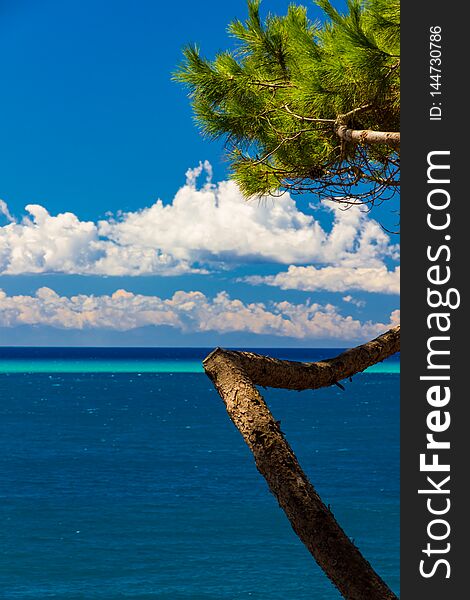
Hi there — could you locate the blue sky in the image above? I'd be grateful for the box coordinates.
[0,0,399,347]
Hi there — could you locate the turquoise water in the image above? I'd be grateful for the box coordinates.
[0,358,399,373]
[0,359,204,373]
[0,347,399,374]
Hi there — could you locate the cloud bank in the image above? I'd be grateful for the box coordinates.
[246,265,400,294]
[0,162,398,282]
[0,287,399,342]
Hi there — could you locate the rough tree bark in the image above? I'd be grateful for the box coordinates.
[203,325,400,600]
[336,126,400,149]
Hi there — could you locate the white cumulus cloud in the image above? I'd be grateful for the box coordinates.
[0,199,14,223]
[0,287,399,342]
[342,295,366,308]
[246,265,400,295]
[0,162,398,278]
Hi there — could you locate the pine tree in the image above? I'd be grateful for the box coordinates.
[176,5,401,599]
[175,0,400,207]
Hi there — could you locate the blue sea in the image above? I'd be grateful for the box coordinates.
[0,348,399,599]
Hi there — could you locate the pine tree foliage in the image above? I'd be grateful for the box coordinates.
[175,0,400,206]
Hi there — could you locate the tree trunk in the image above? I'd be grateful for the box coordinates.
[203,326,400,600]
[336,126,400,149]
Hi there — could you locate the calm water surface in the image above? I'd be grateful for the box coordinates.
[0,349,399,599]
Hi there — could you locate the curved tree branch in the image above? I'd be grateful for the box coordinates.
[203,326,400,600]
[206,325,400,391]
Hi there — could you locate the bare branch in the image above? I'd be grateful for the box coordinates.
[338,104,374,120]
[336,126,400,149]
[252,131,303,165]
[203,326,400,600]
[205,326,400,391]
[283,104,336,123]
